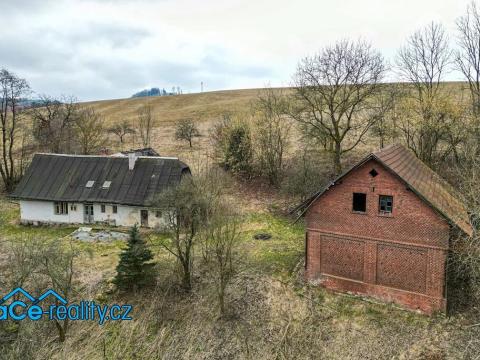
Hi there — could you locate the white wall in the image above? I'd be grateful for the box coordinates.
[20,200,83,224]
[19,200,168,228]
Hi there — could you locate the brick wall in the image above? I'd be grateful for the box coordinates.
[305,159,449,314]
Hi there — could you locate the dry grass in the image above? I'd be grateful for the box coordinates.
[0,198,479,359]
[85,88,293,159]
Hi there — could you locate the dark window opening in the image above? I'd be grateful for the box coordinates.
[379,195,393,213]
[155,210,162,218]
[352,193,367,212]
[54,202,68,215]
[101,204,106,213]
[112,205,117,214]
[369,169,378,177]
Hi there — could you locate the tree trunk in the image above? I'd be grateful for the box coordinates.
[333,142,342,174]
[182,264,191,291]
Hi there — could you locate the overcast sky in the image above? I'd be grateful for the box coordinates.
[0,0,473,101]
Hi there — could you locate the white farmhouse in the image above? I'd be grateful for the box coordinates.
[10,152,190,227]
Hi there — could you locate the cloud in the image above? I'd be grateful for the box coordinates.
[0,0,470,100]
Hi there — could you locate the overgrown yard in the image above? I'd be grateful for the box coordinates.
[0,198,479,359]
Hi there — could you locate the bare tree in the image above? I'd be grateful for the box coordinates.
[40,239,80,342]
[253,88,291,185]
[370,84,403,148]
[457,2,480,117]
[396,22,458,166]
[31,95,79,153]
[75,107,105,154]
[137,104,156,147]
[155,176,207,291]
[202,205,241,317]
[4,237,85,343]
[108,120,135,149]
[292,40,386,173]
[175,118,200,147]
[0,69,30,192]
[154,166,225,291]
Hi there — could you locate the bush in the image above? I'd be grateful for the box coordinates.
[211,115,254,177]
[281,147,333,202]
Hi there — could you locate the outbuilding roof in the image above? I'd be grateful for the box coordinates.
[298,144,473,236]
[10,153,190,207]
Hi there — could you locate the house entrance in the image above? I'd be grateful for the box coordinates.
[84,204,94,223]
[140,210,149,227]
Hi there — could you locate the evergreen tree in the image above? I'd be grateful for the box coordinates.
[114,224,155,291]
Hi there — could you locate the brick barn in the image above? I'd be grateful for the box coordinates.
[300,144,473,314]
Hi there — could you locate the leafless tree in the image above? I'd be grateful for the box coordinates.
[370,84,403,148]
[397,23,451,96]
[175,118,200,147]
[253,87,291,185]
[0,69,30,192]
[39,239,80,342]
[292,39,386,173]
[31,95,79,153]
[396,22,458,166]
[457,2,480,118]
[108,119,135,149]
[137,104,156,147]
[154,166,225,291]
[75,107,106,154]
[202,204,241,317]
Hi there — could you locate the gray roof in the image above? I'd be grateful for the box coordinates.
[11,153,190,206]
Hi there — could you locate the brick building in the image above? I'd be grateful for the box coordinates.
[301,144,473,314]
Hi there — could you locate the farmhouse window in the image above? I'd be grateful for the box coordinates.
[112,205,117,214]
[101,204,106,213]
[352,193,367,212]
[54,202,68,215]
[379,195,393,214]
[155,210,162,218]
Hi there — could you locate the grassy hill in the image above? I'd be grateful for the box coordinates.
[84,88,290,158]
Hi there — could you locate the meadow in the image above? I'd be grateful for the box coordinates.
[1,85,479,359]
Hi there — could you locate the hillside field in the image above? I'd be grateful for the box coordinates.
[84,88,291,160]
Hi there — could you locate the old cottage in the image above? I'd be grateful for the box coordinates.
[300,144,473,314]
[11,152,190,228]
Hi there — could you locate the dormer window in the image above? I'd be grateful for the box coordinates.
[102,181,111,189]
[86,180,95,188]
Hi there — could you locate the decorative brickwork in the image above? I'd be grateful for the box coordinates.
[321,235,364,281]
[376,244,427,294]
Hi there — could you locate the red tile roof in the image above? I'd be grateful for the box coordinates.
[373,144,473,236]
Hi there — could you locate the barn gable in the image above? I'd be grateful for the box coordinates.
[301,144,472,236]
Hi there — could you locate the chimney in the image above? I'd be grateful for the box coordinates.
[128,152,138,170]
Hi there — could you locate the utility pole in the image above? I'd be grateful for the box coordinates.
[201,81,204,93]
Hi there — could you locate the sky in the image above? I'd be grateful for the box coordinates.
[0,0,474,101]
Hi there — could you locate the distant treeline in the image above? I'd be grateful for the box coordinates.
[131,87,183,98]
